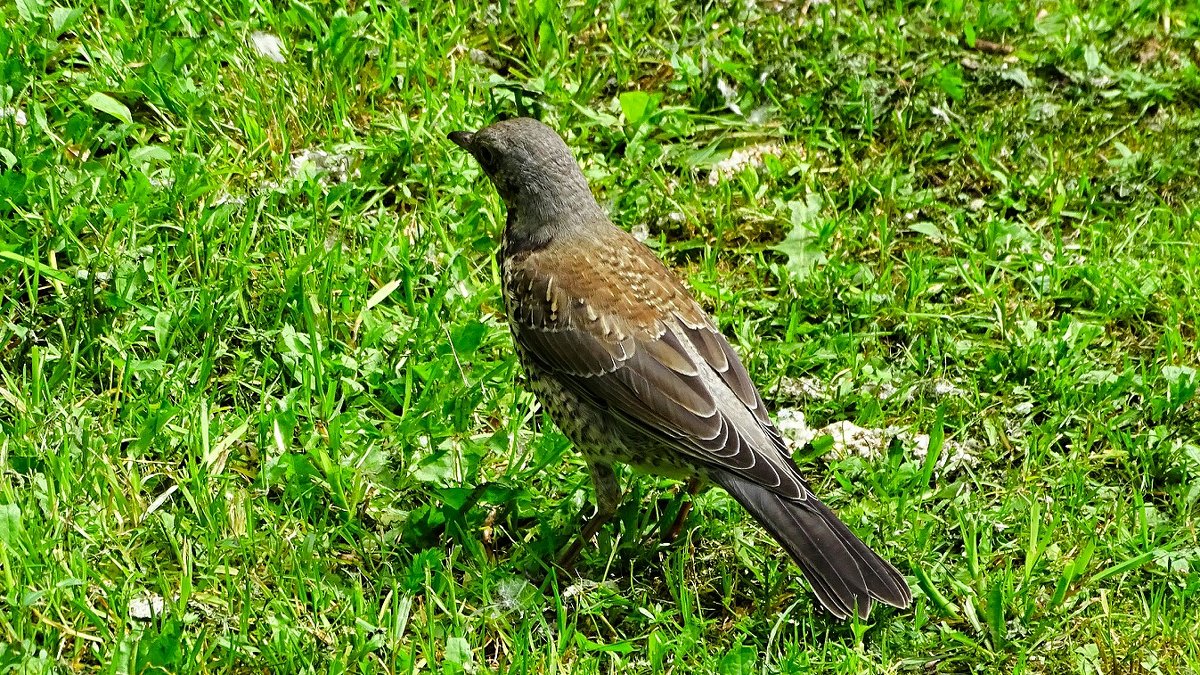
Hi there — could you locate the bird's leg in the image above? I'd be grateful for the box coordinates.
[557,461,621,570]
[661,477,703,544]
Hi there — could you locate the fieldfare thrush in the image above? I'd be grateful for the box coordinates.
[449,117,912,620]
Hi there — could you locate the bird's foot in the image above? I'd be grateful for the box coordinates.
[654,477,703,545]
[660,499,694,544]
[556,507,612,571]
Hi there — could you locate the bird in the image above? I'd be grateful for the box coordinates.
[448,117,912,620]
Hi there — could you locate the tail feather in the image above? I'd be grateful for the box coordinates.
[712,470,912,620]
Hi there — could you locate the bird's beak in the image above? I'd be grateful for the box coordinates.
[448,131,475,151]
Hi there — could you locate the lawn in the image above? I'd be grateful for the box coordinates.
[2,0,1200,672]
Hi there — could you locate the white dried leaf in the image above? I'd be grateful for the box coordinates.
[706,143,781,185]
[0,107,27,126]
[778,376,829,401]
[250,32,287,63]
[931,379,966,398]
[129,593,166,621]
[820,421,892,461]
[716,78,741,115]
[775,408,814,448]
[289,148,358,185]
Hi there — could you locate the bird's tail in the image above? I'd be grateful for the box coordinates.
[711,470,911,620]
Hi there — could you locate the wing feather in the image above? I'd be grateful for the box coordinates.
[505,234,808,501]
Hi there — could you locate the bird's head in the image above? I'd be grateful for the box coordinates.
[449,118,600,237]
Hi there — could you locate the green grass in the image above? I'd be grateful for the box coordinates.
[2,0,1200,671]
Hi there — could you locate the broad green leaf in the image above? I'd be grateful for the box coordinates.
[86,92,132,124]
[938,63,965,101]
[411,450,456,486]
[130,145,172,163]
[16,0,45,22]
[0,503,21,546]
[770,193,827,280]
[999,66,1033,89]
[909,221,945,241]
[717,643,755,675]
[619,91,654,125]
[451,320,487,354]
[51,6,84,34]
[444,637,473,669]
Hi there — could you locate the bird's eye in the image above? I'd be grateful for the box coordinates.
[475,145,496,170]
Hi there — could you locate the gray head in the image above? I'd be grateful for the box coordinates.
[449,118,603,243]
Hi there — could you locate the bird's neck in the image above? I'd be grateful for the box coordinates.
[503,188,607,255]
